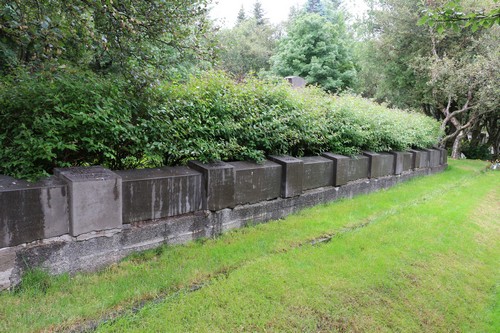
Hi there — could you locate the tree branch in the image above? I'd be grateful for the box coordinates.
[440,114,477,143]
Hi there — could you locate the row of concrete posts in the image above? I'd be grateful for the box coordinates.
[0,149,446,250]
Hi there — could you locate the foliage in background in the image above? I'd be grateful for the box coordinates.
[461,141,492,160]
[272,12,357,93]
[421,28,500,158]
[306,0,326,15]
[0,0,216,84]
[355,0,433,110]
[217,19,278,79]
[418,0,500,33]
[0,70,440,180]
[355,0,500,159]
[237,5,246,23]
[253,0,266,26]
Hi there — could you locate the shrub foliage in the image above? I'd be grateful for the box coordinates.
[0,71,440,180]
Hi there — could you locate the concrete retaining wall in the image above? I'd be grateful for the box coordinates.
[0,150,447,290]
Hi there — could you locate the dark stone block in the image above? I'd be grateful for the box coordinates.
[268,156,304,198]
[54,166,122,236]
[436,147,448,165]
[229,161,281,205]
[322,153,349,186]
[116,166,203,224]
[300,156,333,190]
[402,152,414,171]
[362,152,395,178]
[188,161,235,211]
[0,176,69,248]
[424,149,441,167]
[391,151,404,175]
[408,149,429,169]
[420,150,430,168]
[408,149,418,169]
[391,151,413,175]
[348,155,370,181]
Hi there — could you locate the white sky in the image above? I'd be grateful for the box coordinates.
[210,0,369,27]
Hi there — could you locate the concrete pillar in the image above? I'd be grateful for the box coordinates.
[362,152,395,178]
[188,161,235,211]
[268,156,303,198]
[391,151,413,175]
[322,153,349,186]
[54,166,122,236]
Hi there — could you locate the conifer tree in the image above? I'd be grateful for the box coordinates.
[307,0,324,15]
[272,13,356,93]
[253,1,265,25]
[237,5,246,24]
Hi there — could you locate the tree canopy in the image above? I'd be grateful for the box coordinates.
[0,0,214,83]
[418,0,500,33]
[355,0,500,158]
[307,0,325,15]
[237,5,246,23]
[272,12,356,93]
[217,18,277,79]
[253,1,266,25]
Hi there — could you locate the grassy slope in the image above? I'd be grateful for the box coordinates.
[0,160,498,332]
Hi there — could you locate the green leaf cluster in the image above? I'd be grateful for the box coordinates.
[272,13,357,93]
[0,70,145,180]
[0,0,214,83]
[138,71,441,166]
[418,0,500,33]
[217,19,277,79]
[0,70,440,181]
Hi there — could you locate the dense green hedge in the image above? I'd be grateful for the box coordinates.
[0,71,441,180]
[0,72,146,180]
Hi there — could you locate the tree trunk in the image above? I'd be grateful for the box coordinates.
[469,121,482,146]
[451,130,465,159]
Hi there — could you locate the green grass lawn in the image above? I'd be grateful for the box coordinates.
[1,160,499,332]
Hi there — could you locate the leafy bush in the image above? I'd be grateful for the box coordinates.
[462,142,491,160]
[147,71,440,165]
[0,70,145,180]
[0,70,441,180]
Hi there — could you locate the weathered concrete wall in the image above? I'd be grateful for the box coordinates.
[391,151,413,175]
[268,156,304,198]
[437,148,448,165]
[409,149,430,169]
[0,151,447,290]
[0,176,68,248]
[322,153,350,186]
[230,161,281,205]
[300,156,334,190]
[348,155,370,181]
[188,161,235,211]
[55,166,122,236]
[425,149,441,168]
[363,152,395,178]
[117,167,202,223]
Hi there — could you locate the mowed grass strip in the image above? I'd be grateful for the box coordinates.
[0,160,497,332]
